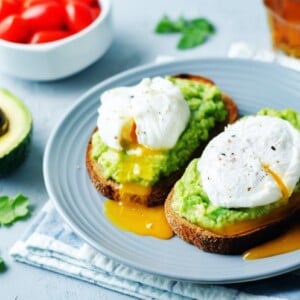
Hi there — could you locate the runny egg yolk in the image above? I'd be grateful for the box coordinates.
[120,119,138,149]
[243,220,300,260]
[104,119,173,239]
[116,119,163,189]
[104,200,174,239]
[262,164,290,200]
[119,118,162,154]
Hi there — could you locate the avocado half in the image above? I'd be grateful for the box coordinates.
[0,89,32,177]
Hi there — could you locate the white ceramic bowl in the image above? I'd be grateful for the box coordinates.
[0,0,113,81]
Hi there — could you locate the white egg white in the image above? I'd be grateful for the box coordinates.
[198,116,300,208]
[97,77,190,150]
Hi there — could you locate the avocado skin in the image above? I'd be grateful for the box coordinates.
[0,125,32,178]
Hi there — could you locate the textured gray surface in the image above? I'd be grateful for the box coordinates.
[0,0,276,299]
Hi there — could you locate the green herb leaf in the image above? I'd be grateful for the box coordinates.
[0,194,29,225]
[177,27,208,49]
[155,15,216,50]
[155,15,186,33]
[190,18,215,33]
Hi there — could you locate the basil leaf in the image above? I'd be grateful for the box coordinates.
[155,15,216,50]
[177,28,207,50]
[190,18,215,33]
[155,16,185,33]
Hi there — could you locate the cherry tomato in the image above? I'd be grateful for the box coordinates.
[91,6,100,20]
[0,0,20,21]
[64,0,96,5]
[64,1,94,32]
[0,14,28,42]
[22,0,59,9]
[21,2,65,31]
[29,29,71,43]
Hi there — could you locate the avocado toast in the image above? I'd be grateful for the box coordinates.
[165,109,300,254]
[86,74,237,206]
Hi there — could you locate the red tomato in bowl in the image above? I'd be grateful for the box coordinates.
[64,1,94,32]
[91,6,100,20]
[0,0,20,20]
[0,0,101,43]
[29,29,71,43]
[64,0,97,5]
[21,2,65,31]
[23,0,59,9]
[0,14,28,42]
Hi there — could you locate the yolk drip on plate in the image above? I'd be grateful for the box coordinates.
[243,220,300,260]
[104,119,173,239]
[104,200,173,239]
[240,190,300,260]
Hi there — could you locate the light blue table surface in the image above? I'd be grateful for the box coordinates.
[1,0,289,299]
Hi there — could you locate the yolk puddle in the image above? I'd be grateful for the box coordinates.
[104,199,174,239]
[262,164,290,199]
[243,221,300,260]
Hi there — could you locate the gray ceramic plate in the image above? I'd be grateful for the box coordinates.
[44,58,300,283]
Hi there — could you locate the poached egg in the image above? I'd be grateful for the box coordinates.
[97,77,190,151]
[198,116,300,208]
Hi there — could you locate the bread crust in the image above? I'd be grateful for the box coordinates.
[86,74,238,206]
[165,189,300,254]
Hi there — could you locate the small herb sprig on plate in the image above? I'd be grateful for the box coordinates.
[155,15,215,50]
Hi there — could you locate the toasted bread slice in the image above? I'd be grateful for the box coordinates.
[165,189,300,254]
[86,74,238,206]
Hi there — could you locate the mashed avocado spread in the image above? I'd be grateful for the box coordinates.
[172,109,300,231]
[91,77,227,186]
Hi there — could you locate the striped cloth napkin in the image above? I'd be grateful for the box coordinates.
[10,201,288,300]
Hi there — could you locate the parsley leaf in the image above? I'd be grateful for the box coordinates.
[0,194,29,225]
[155,15,216,50]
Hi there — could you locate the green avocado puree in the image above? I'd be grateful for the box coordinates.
[91,77,227,186]
[172,109,300,231]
